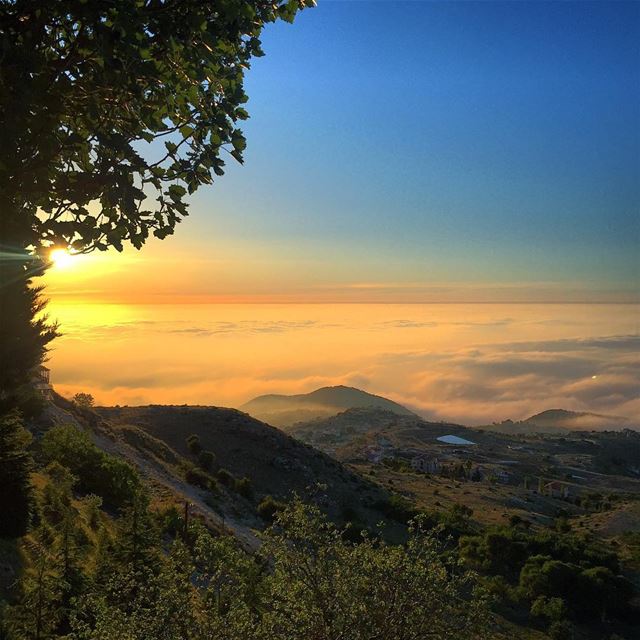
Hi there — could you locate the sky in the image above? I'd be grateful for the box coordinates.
[46,0,640,304]
[46,302,640,424]
[42,2,640,420]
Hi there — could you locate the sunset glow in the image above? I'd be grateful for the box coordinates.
[49,248,74,269]
[40,0,639,426]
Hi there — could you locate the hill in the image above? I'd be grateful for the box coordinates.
[288,407,467,455]
[93,403,398,536]
[240,385,416,428]
[482,409,633,435]
[523,408,631,430]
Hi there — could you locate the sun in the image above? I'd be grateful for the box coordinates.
[49,248,74,269]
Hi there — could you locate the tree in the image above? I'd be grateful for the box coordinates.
[40,424,140,507]
[2,0,314,255]
[4,528,63,640]
[0,410,33,537]
[0,275,57,417]
[73,393,95,409]
[0,0,313,418]
[258,500,491,639]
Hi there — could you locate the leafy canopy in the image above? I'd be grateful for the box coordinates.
[1,0,314,255]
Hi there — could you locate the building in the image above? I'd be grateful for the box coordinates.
[32,365,53,400]
[411,455,440,474]
[495,469,511,484]
[544,481,570,499]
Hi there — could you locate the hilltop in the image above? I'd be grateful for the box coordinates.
[288,406,466,455]
[524,409,631,430]
[92,402,406,539]
[240,385,416,428]
[481,409,633,435]
[28,394,404,549]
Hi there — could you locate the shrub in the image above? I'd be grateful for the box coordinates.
[548,620,576,640]
[40,425,139,508]
[186,434,202,455]
[198,450,215,471]
[530,596,567,622]
[185,466,212,490]
[257,495,285,523]
[234,476,252,499]
[374,494,418,524]
[216,468,234,487]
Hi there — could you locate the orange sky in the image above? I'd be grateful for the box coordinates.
[44,243,638,305]
[44,291,640,425]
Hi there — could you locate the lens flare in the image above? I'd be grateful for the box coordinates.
[50,248,74,269]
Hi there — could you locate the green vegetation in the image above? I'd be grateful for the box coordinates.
[1,488,491,640]
[257,495,286,523]
[234,476,253,499]
[459,523,635,634]
[72,394,94,410]
[197,449,215,471]
[186,433,202,455]
[184,465,214,491]
[0,412,34,538]
[40,425,139,508]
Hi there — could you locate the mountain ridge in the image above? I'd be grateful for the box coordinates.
[241,385,416,428]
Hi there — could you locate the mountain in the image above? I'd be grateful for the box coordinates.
[240,385,416,428]
[523,409,631,431]
[480,409,633,435]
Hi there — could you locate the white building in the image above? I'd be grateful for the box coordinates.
[33,365,53,400]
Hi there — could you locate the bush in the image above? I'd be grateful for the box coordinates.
[186,434,202,455]
[234,476,252,499]
[40,425,139,508]
[530,596,567,622]
[198,449,215,471]
[185,465,212,490]
[257,495,285,523]
[374,494,419,524]
[548,620,576,640]
[216,468,234,487]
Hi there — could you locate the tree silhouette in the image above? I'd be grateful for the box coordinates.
[0,0,313,418]
[0,411,34,537]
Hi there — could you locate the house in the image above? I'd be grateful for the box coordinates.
[496,469,511,484]
[411,455,440,474]
[544,481,570,499]
[32,365,53,400]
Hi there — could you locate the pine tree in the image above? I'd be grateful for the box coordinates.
[0,233,57,418]
[5,527,63,639]
[0,410,33,537]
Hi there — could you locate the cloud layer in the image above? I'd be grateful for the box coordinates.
[47,303,640,426]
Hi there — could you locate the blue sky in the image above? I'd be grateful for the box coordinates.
[68,1,640,302]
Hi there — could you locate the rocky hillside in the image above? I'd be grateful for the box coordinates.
[95,404,396,532]
[241,385,416,428]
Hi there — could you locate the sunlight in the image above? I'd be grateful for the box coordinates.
[49,248,74,269]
